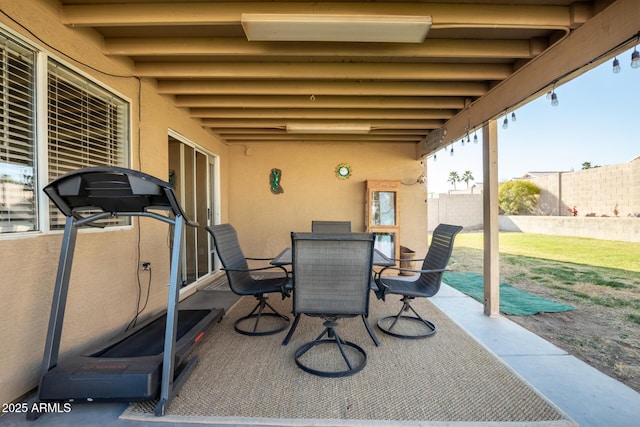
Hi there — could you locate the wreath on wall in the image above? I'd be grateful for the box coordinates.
[335,163,352,180]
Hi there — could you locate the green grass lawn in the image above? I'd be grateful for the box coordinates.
[454,231,640,272]
[450,231,640,325]
[448,231,640,391]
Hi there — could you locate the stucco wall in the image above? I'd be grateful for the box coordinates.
[227,142,429,259]
[0,0,228,405]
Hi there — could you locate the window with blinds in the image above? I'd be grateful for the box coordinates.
[47,60,130,229]
[0,34,37,234]
[0,28,131,234]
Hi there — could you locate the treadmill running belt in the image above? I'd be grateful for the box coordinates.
[95,310,210,358]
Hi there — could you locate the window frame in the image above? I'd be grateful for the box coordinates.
[0,25,133,238]
[0,29,38,235]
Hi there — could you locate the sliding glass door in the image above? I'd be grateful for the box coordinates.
[168,133,219,289]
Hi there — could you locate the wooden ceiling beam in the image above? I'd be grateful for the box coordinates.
[219,133,421,142]
[200,119,443,129]
[105,37,539,59]
[63,2,583,28]
[136,62,511,80]
[158,80,489,96]
[223,137,421,144]
[210,128,427,135]
[191,108,455,120]
[174,95,466,109]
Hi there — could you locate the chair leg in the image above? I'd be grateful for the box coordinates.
[234,295,289,336]
[281,313,301,345]
[361,315,380,346]
[377,296,436,339]
[294,320,367,378]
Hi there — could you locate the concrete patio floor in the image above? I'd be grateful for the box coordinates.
[1,285,638,427]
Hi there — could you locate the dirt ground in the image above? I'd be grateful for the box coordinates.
[451,247,640,393]
[507,296,640,393]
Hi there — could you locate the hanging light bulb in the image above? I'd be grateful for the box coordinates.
[466,134,471,144]
[433,153,437,162]
[502,116,509,129]
[460,138,465,147]
[550,91,559,107]
[473,133,478,144]
[631,48,640,69]
[450,145,454,156]
[511,112,517,122]
[612,57,621,73]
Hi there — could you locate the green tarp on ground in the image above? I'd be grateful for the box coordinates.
[442,272,575,316]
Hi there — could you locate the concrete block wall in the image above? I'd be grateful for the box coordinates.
[630,158,640,215]
[532,173,560,215]
[499,216,640,243]
[530,159,638,217]
[428,193,483,231]
[426,158,640,240]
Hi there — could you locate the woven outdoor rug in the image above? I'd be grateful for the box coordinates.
[121,294,576,427]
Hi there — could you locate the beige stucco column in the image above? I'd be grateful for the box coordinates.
[483,120,500,316]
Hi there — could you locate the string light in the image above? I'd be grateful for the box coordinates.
[436,33,639,153]
[612,57,621,73]
[549,82,559,107]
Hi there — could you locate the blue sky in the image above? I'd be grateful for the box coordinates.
[427,46,639,194]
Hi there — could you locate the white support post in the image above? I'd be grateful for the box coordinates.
[482,120,500,317]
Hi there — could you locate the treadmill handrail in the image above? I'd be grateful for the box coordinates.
[44,166,198,228]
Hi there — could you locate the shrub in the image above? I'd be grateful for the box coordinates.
[498,180,541,215]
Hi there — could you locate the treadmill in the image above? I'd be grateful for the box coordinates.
[29,166,224,418]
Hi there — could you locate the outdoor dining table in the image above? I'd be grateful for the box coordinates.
[270,247,395,267]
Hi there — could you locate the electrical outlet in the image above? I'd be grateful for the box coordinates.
[141,262,151,271]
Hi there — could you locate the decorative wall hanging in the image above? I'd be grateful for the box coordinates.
[270,168,284,194]
[335,163,352,180]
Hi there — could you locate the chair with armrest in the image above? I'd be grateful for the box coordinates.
[374,224,463,339]
[282,232,378,377]
[311,220,351,233]
[206,224,291,336]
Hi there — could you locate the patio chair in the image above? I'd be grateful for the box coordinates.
[311,220,351,233]
[374,223,463,339]
[282,232,378,377]
[206,224,291,336]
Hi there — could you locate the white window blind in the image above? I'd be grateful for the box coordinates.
[0,33,37,234]
[47,60,129,229]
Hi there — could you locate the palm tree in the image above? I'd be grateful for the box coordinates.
[462,170,474,189]
[448,171,460,190]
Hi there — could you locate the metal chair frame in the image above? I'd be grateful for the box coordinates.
[374,224,463,339]
[206,224,291,336]
[283,232,377,377]
[311,220,352,233]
